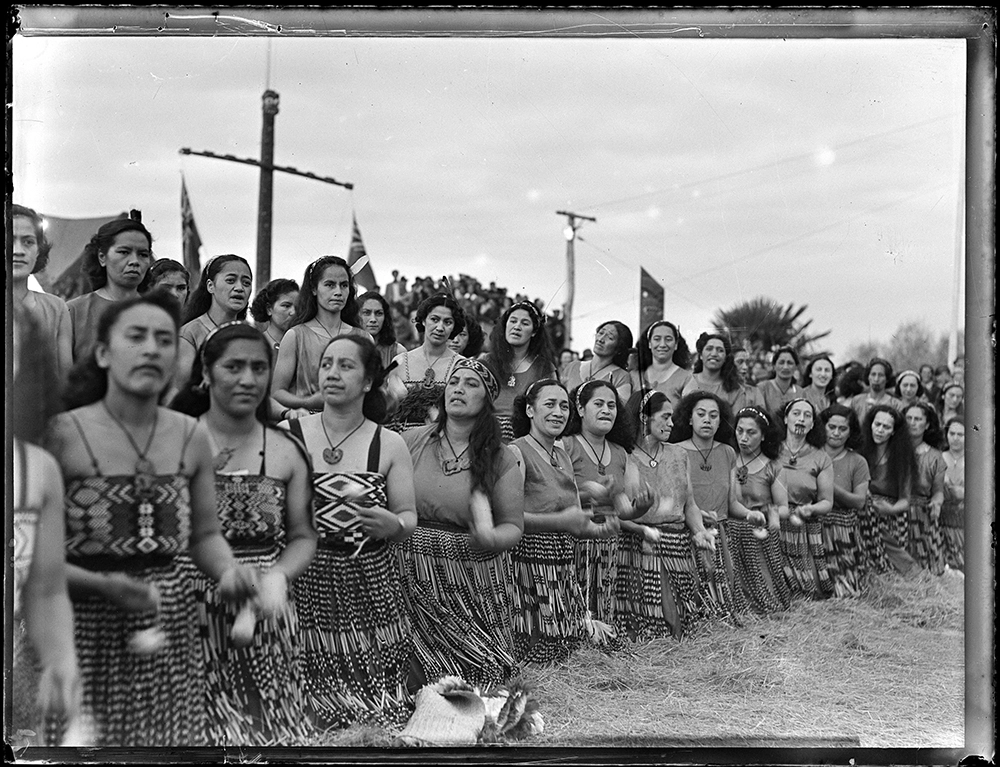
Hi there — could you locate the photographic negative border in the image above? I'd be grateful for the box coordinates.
[5,6,995,765]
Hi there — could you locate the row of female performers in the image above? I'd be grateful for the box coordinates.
[12,207,967,446]
[11,281,966,749]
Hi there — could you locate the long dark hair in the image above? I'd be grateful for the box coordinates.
[780,398,826,449]
[11,305,63,444]
[484,301,555,383]
[63,291,182,410]
[82,214,153,292]
[250,278,300,324]
[169,323,274,423]
[692,332,741,393]
[11,203,52,274]
[803,355,837,400]
[861,404,916,498]
[511,378,567,440]
[292,256,361,328]
[320,334,390,423]
[668,390,736,449]
[564,380,635,452]
[355,290,398,347]
[595,320,634,370]
[458,318,486,358]
[636,319,691,373]
[904,400,943,450]
[182,254,252,324]
[819,403,864,452]
[432,371,504,495]
[734,406,783,460]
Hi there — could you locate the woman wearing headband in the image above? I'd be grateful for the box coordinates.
[903,401,946,575]
[776,398,835,598]
[936,381,964,428]
[397,357,524,690]
[46,292,257,746]
[271,256,370,415]
[632,320,692,408]
[175,254,253,392]
[142,258,191,310]
[819,404,869,597]
[850,357,904,425]
[385,292,465,432]
[563,381,645,647]
[668,391,757,619]
[170,322,317,745]
[893,369,927,411]
[562,320,634,404]
[730,406,792,613]
[616,390,714,640]
[480,300,557,442]
[283,334,415,728]
[508,379,619,664]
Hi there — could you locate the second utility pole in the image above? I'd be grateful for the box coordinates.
[556,209,596,352]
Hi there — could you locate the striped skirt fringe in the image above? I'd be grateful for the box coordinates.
[509,531,587,666]
[573,533,625,646]
[49,557,207,747]
[940,499,964,571]
[614,525,702,640]
[693,523,741,622]
[907,498,946,576]
[856,495,890,577]
[760,530,793,609]
[293,542,413,730]
[191,547,313,746]
[724,519,787,614]
[872,495,920,577]
[821,508,862,598]
[779,510,834,599]
[396,525,519,690]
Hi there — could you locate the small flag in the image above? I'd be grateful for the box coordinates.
[37,212,127,300]
[347,213,378,292]
[639,266,664,333]
[181,176,204,286]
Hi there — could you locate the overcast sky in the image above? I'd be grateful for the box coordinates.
[11,11,967,361]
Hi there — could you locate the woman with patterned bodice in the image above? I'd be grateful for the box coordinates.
[272,256,371,415]
[398,357,525,690]
[10,306,78,748]
[818,404,870,597]
[940,417,965,571]
[385,293,465,432]
[507,379,620,665]
[285,334,417,729]
[171,322,317,746]
[46,292,258,747]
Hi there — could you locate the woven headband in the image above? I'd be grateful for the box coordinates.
[646,320,678,343]
[451,357,500,401]
[737,406,770,426]
[509,300,545,329]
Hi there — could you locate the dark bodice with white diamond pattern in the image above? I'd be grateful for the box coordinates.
[311,471,387,547]
[214,473,287,548]
[63,474,192,561]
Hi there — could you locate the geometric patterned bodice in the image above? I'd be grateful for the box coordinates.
[312,471,387,547]
[63,474,192,561]
[214,473,287,548]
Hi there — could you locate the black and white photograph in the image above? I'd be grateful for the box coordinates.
[6,6,994,763]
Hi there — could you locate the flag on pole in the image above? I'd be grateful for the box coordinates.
[181,176,204,287]
[347,213,378,292]
[639,266,664,333]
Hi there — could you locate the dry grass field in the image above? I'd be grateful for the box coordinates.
[314,568,964,751]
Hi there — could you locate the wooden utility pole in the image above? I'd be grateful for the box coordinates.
[256,89,280,286]
[556,210,596,351]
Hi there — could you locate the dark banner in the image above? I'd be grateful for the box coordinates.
[639,267,664,334]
